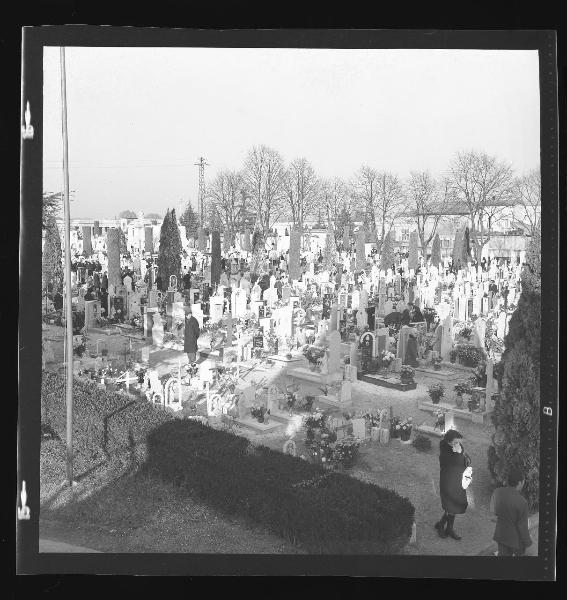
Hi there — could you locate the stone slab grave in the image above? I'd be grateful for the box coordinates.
[417,399,491,424]
[357,372,417,391]
[233,384,284,433]
[317,380,353,408]
[288,367,343,386]
[414,366,460,383]
[416,409,456,438]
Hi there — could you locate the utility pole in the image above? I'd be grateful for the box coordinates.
[60,47,74,486]
[194,157,208,226]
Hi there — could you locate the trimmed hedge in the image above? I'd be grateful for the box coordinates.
[141,419,415,554]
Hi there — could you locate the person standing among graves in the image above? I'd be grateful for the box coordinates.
[489,468,532,556]
[435,430,471,540]
[101,271,108,292]
[183,305,200,364]
[409,302,424,323]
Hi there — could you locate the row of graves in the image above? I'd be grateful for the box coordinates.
[57,228,522,461]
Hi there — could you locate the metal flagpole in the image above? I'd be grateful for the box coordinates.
[60,47,74,486]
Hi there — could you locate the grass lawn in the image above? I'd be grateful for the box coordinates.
[40,437,301,554]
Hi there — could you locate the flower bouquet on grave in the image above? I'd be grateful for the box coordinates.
[433,410,446,432]
[399,417,413,442]
[379,350,395,374]
[362,411,381,428]
[390,416,401,438]
[130,313,143,329]
[399,365,415,385]
[302,344,326,371]
[453,382,471,408]
[332,437,361,468]
[427,382,445,404]
[431,356,443,371]
[250,405,268,423]
[285,390,298,413]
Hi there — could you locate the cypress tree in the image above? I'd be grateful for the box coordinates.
[42,216,64,294]
[322,223,337,271]
[462,226,471,265]
[157,209,183,291]
[379,231,395,272]
[452,229,464,269]
[180,202,199,241]
[430,233,442,269]
[408,231,419,271]
[210,230,222,286]
[488,228,540,510]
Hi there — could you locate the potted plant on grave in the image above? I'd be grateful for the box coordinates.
[399,365,415,385]
[302,344,326,372]
[332,437,361,469]
[399,417,413,442]
[390,416,401,438]
[449,348,458,364]
[455,344,486,368]
[427,382,445,404]
[286,391,297,414]
[431,356,443,371]
[453,382,471,408]
[298,395,315,412]
[250,405,268,423]
[468,362,488,388]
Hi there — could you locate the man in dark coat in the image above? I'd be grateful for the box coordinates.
[183,305,200,363]
[182,266,192,290]
[401,308,411,327]
[101,271,108,291]
[490,468,532,556]
[409,303,424,323]
[435,430,470,540]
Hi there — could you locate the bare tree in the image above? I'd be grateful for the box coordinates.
[404,172,453,257]
[320,177,350,223]
[374,172,405,251]
[449,150,515,258]
[207,169,245,242]
[320,177,351,248]
[509,168,541,236]
[351,165,379,235]
[283,158,320,230]
[243,145,286,238]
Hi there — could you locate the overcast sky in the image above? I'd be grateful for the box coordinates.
[43,47,540,219]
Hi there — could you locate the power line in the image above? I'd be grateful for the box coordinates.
[194,157,208,227]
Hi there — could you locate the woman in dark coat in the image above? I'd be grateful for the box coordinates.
[435,429,471,540]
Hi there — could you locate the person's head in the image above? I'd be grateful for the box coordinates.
[184,305,192,316]
[507,467,525,490]
[443,429,463,449]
